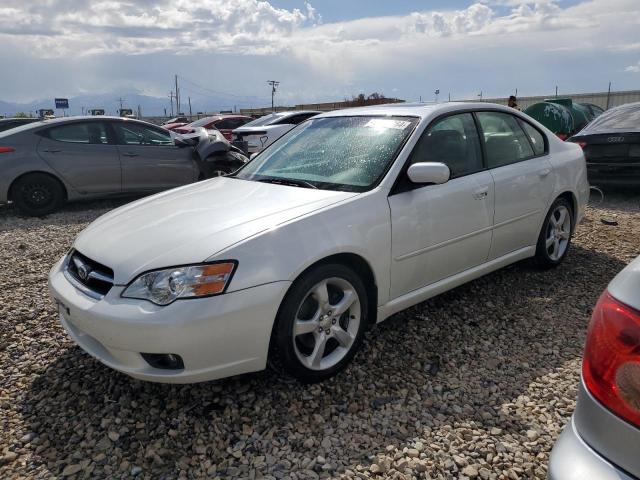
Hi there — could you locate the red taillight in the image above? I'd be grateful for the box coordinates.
[0,147,15,154]
[556,133,568,141]
[583,291,640,427]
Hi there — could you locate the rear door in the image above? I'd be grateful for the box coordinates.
[111,120,197,192]
[475,111,555,260]
[37,121,121,194]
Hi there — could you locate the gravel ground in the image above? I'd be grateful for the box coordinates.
[1,192,639,480]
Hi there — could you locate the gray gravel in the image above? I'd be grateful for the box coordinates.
[1,192,639,479]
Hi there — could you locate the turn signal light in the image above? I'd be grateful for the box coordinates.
[583,291,640,428]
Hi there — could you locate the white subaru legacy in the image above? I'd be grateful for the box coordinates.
[49,102,589,384]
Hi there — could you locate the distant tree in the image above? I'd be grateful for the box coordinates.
[367,92,386,100]
[13,112,32,118]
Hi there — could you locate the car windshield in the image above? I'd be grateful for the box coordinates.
[189,117,217,127]
[241,113,286,128]
[582,103,640,133]
[234,116,418,192]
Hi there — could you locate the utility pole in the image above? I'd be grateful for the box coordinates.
[175,75,180,115]
[448,92,451,102]
[117,97,125,114]
[606,81,612,109]
[267,80,280,112]
[555,85,558,98]
[188,96,192,120]
[168,91,174,117]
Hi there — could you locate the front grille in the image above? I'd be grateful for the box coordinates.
[65,250,114,299]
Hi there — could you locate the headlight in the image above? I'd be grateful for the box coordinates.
[121,262,237,306]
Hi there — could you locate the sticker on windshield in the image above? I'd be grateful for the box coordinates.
[364,119,412,130]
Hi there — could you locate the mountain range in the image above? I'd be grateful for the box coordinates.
[0,92,268,118]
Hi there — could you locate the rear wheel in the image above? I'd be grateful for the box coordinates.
[270,264,368,383]
[534,197,573,268]
[11,173,65,216]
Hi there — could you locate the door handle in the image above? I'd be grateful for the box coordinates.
[473,187,489,200]
[122,152,139,157]
[43,149,61,153]
[539,168,551,177]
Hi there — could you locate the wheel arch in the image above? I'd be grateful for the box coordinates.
[283,252,379,326]
[8,170,68,202]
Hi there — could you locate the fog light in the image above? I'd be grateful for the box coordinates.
[141,353,184,370]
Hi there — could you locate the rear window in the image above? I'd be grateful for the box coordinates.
[582,104,640,133]
[241,113,286,128]
[46,122,109,144]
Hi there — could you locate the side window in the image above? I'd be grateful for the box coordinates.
[476,112,534,168]
[47,122,109,144]
[114,122,173,146]
[518,119,546,156]
[409,113,483,179]
[215,119,233,130]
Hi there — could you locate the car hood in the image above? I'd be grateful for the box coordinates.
[74,178,358,284]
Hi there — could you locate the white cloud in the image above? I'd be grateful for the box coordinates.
[1,0,639,104]
[626,61,640,73]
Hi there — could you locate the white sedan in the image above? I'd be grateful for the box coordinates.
[231,110,320,153]
[48,102,589,384]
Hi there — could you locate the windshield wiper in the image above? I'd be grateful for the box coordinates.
[258,177,318,189]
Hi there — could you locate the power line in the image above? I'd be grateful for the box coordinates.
[177,75,270,102]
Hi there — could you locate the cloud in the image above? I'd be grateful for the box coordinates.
[626,61,640,73]
[1,0,639,106]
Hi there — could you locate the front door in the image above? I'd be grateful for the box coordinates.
[475,111,555,260]
[388,112,495,299]
[37,121,121,194]
[111,120,196,192]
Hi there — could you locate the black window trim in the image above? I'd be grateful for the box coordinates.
[38,118,116,145]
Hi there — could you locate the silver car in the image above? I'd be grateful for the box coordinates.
[548,255,640,479]
[0,116,243,216]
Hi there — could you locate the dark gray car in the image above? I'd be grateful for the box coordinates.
[0,116,246,215]
[548,255,640,479]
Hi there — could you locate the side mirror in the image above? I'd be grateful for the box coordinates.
[406,162,450,185]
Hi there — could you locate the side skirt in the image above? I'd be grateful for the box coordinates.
[377,246,535,322]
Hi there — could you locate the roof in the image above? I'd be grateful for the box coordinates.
[315,101,515,119]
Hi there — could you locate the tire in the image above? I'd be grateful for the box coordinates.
[270,264,368,383]
[534,197,573,268]
[10,173,65,216]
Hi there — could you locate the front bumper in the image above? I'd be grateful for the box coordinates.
[548,416,636,480]
[48,258,291,383]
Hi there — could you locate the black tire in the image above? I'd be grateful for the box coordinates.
[10,173,65,216]
[534,197,573,268]
[270,264,368,383]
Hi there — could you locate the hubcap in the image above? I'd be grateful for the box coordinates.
[23,184,52,207]
[293,277,361,371]
[545,205,571,261]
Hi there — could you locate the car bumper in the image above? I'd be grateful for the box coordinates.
[48,258,291,383]
[548,416,636,480]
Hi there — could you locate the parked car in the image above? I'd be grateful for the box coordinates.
[548,254,640,480]
[48,102,588,384]
[232,110,321,153]
[0,116,248,216]
[162,116,188,126]
[569,101,640,187]
[0,117,40,133]
[174,115,253,141]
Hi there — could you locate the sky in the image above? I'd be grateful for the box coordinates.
[1,0,639,109]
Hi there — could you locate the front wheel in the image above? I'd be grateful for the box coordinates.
[534,197,573,268]
[270,264,368,383]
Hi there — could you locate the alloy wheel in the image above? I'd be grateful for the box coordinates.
[292,277,361,371]
[545,205,571,261]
